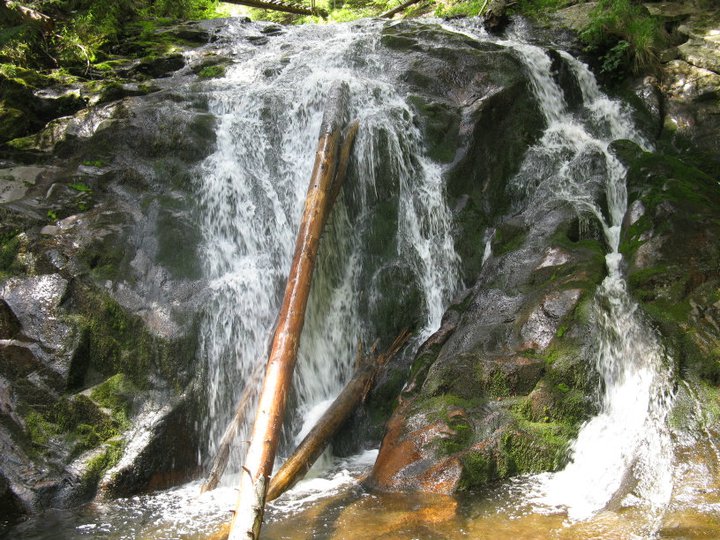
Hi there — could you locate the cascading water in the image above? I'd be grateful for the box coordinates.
[7,18,710,540]
[198,19,460,482]
[453,20,676,532]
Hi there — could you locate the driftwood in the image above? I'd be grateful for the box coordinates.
[200,363,263,494]
[379,0,424,18]
[226,82,354,540]
[266,330,410,501]
[222,0,327,17]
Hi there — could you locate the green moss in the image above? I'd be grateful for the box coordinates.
[90,373,134,429]
[458,451,495,491]
[480,368,510,399]
[499,421,571,476]
[0,233,21,279]
[420,394,482,416]
[492,222,527,256]
[23,394,125,455]
[407,95,461,163]
[69,181,92,192]
[68,285,194,391]
[197,64,225,79]
[25,411,59,446]
[81,439,124,490]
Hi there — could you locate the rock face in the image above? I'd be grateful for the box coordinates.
[364,21,604,494]
[615,140,720,387]
[652,4,720,164]
[0,19,241,520]
[368,204,603,493]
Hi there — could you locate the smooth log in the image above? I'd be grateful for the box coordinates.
[200,363,263,494]
[266,331,410,501]
[227,82,350,540]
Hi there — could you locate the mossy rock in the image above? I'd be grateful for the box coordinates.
[67,284,195,390]
[619,147,720,383]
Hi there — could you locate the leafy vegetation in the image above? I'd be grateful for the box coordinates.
[579,0,666,74]
[0,0,222,71]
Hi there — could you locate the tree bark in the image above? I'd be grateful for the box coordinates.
[200,363,263,494]
[226,82,352,540]
[266,330,410,502]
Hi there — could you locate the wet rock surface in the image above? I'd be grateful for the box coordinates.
[616,140,720,386]
[369,201,603,493]
[0,18,250,520]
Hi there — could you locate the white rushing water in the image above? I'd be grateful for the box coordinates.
[451,20,676,532]
[198,19,460,481]
[199,18,677,529]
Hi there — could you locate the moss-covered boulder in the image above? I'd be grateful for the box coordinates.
[0,34,220,516]
[617,142,720,386]
[369,202,604,493]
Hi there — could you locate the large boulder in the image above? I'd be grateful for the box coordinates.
[0,43,219,517]
[369,201,604,493]
[615,141,720,386]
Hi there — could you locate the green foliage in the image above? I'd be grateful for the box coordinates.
[1,0,221,72]
[435,0,487,19]
[580,0,666,74]
[513,0,569,17]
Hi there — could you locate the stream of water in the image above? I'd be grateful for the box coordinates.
[5,17,720,540]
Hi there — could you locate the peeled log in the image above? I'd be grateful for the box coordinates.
[266,331,410,501]
[227,82,351,540]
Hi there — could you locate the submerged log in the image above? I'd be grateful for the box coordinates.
[226,82,353,540]
[200,363,263,494]
[266,330,410,502]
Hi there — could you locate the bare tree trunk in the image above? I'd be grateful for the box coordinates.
[226,82,352,540]
[266,331,410,501]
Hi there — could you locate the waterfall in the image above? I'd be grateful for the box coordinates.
[197,19,460,479]
[449,20,676,529]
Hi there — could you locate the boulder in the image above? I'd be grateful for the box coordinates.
[617,142,720,384]
[369,202,603,493]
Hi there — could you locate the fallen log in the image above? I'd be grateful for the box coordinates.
[200,363,263,494]
[379,0,424,18]
[266,330,410,501]
[226,82,353,540]
[222,0,327,18]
